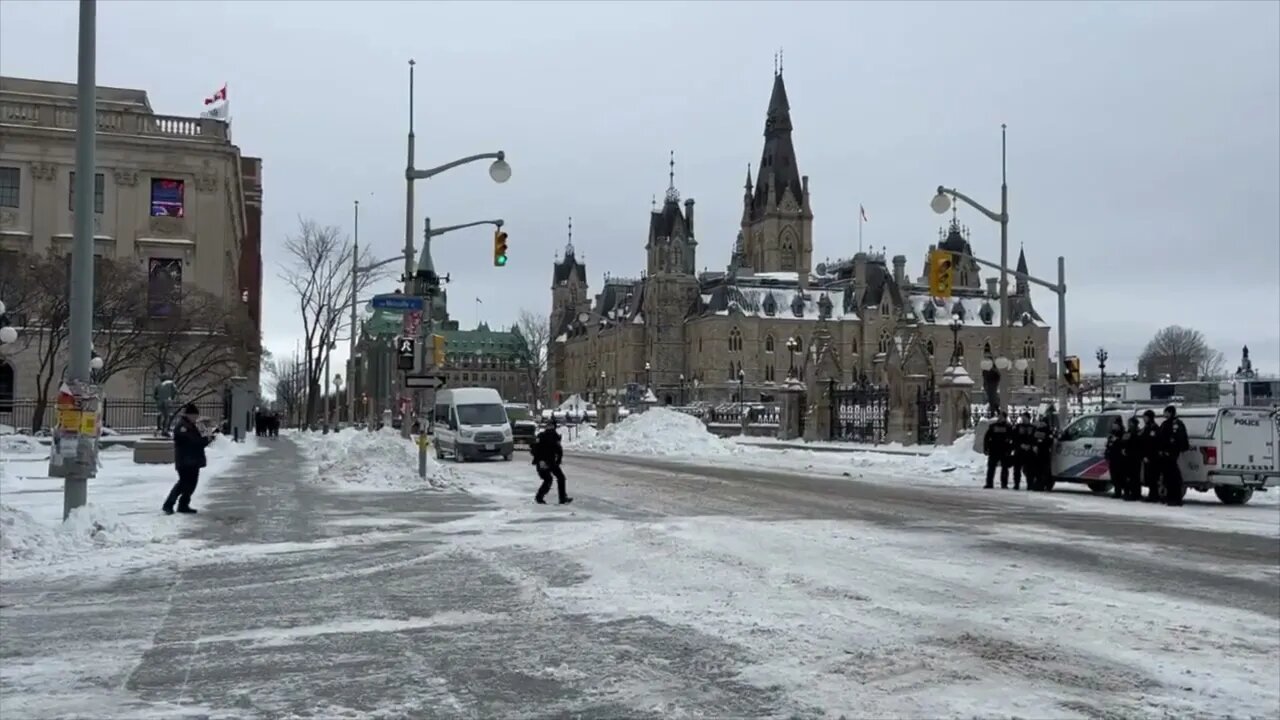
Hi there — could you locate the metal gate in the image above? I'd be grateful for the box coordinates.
[828,380,890,443]
[916,385,940,444]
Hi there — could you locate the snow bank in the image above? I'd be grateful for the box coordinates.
[0,433,46,458]
[295,428,452,490]
[0,434,265,578]
[567,408,747,457]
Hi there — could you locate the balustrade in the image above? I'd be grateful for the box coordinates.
[0,101,227,142]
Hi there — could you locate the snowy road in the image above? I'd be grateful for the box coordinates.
[2,436,1277,719]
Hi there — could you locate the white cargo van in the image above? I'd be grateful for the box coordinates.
[1050,405,1279,504]
[432,388,514,462]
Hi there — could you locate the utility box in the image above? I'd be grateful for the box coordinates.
[227,376,255,442]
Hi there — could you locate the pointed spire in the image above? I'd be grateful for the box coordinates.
[565,215,575,257]
[744,164,752,192]
[664,150,680,204]
[778,47,784,75]
[1015,245,1029,295]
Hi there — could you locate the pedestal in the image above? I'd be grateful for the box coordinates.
[938,365,976,446]
[777,382,805,441]
[133,437,175,465]
[804,386,832,442]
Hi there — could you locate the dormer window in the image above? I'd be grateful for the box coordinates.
[762,292,777,316]
[790,293,805,318]
[818,294,833,320]
[979,302,994,325]
[922,302,936,322]
[951,302,966,322]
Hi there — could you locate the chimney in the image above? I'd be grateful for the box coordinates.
[684,197,695,237]
[801,175,810,207]
[853,252,868,290]
[892,255,906,286]
[986,277,998,298]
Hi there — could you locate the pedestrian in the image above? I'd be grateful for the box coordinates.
[163,403,212,515]
[531,419,573,505]
[1029,416,1054,491]
[1104,417,1126,499]
[1012,411,1035,490]
[983,410,1013,489]
[1138,409,1161,502]
[1157,405,1190,506]
[1122,417,1143,501]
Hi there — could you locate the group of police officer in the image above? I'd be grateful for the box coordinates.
[982,405,1191,505]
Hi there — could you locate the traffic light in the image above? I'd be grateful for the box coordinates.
[493,230,509,267]
[432,333,446,367]
[1064,355,1082,386]
[928,249,955,298]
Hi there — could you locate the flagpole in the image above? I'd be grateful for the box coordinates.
[858,205,863,254]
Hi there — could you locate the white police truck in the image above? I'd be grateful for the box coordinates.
[1049,405,1278,504]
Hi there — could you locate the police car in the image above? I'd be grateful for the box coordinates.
[1050,405,1279,505]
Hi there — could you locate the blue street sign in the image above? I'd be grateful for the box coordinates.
[371,294,424,311]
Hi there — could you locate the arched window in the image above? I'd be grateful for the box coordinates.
[926,339,935,357]
[1023,338,1038,386]
[983,340,992,357]
[764,335,775,353]
[878,330,892,354]
[698,337,703,352]
[673,245,683,272]
[729,327,743,353]
[0,360,13,412]
[851,338,858,354]
[779,233,797,272]
[956,342,965,361]
[1021,338,1037,359]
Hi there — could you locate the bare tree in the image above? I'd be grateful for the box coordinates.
[7,252,72,431]
[1137,325,1212,382]
[136,288,258,408]
[88,256,153,387]
[265,354,305,424]
[515,309,550,407]
[278,217,386,426]
[1198,348,1227,380]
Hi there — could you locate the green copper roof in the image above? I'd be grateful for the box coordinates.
[442,323,529,360]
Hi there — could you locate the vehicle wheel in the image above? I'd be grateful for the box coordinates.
[1214,486,1254,505]
[503,453,513,462]
[1087,481,1112,495]
[435,445,444,460]
[455,450,466,463]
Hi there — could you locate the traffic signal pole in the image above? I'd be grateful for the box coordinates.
[948,249,1070,425]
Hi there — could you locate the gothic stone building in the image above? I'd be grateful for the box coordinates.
[548,71,1051,405]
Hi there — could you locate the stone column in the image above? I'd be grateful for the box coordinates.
[890,375,927,445]
[937,365,976,446]
[777,380,805,441]
[804,378,832,442]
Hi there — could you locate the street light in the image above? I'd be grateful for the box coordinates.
[1096,347,1108,409]
[932,124,1011,397]
[948,313,963,367]
[786,336,801,377]
[0,299,17,346]
[678,373,685,406]
[737,368,746,431]
[333,374,344,424]
[644,361,652,389]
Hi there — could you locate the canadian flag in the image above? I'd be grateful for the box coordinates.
[860,204,869,223]
[204,84,227,105]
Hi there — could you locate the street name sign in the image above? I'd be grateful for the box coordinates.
[372,294,425,312]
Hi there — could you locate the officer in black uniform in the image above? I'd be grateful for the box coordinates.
[1138,409,1161,502]
[1029,416,1054,491]
[1157,405,1190,506]
[1104,417,1127,499]
[1011,412,1035,491]
[1122,417,1143,501]
[983,410,1013,489]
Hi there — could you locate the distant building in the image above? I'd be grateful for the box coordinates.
[548,69,1051,405]
[0,75,261,403]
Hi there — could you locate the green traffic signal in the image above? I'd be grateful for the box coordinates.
[495,255,507,267]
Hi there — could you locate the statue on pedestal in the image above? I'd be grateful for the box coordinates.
[154,376,178,437]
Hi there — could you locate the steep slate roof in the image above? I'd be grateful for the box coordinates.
[750,72,805,221]
[553,247,586,286]
[442,323,530,360]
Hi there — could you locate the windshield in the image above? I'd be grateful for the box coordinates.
[505,406,532,421]
[456,403,508,426]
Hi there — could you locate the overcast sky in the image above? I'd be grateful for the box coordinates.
[2,0,1277,378]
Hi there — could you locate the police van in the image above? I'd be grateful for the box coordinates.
[1049,405,1279,504]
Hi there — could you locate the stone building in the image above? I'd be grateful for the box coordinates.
[548,70,1051,405]
[0,75,262,404]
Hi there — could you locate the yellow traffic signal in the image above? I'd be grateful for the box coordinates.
[1064,355,1082,386]
[432,333,446,367]
[928,249,955,299]
[493,230,509,267]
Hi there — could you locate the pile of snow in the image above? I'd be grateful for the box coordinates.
[0,434,266,577]
[567,408,747,457]
[297,428,452,490]
[0,433,46,457]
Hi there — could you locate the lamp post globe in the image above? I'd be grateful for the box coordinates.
[1015,358,1029,372]
[930,190,951,215]
[89,355,104,371]
[995,356,1012,371]
[488,158,512,184]
[0,326,16,345]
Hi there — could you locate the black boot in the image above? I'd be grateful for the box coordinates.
[559,497,573,505]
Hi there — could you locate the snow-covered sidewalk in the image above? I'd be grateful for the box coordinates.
[0,433,265,580]
[290,427,455,491]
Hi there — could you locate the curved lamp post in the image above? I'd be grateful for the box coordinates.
[786,336,801,378]
[1096,347,1108,410]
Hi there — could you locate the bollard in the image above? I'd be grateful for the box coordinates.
[416,433,429,478]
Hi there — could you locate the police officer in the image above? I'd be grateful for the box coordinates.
[983,410,1013,489]
[1011,411,1035,490]
[1138,409,1161,502]
[1029,416,1054,491]
[1157,404,1190,506]
[1122,417,1143,501]
[1104,417,1127,499]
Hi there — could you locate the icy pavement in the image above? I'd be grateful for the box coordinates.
[1,429,1277,719]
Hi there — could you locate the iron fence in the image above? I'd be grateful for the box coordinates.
[829,381,890,444]
[0,397,226,435]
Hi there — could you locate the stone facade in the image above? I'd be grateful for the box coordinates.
[548,70,1052,406]
[0,75,260,401]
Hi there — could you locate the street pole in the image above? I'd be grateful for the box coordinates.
[64,0,97,520]
[349,199,359,425]
[999,124,1010,368]
[1056,255,1069,424]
